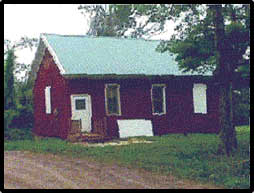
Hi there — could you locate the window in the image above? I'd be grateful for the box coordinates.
[45,86,51,114]
[75,99,86,110]
[193,83,207,114]
[151,84,166,115]
[105,84,121,115]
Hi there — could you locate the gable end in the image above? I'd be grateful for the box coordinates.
[41,34,65,74]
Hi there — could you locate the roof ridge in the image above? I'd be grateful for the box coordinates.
[41,33,161,42]
[42,33,89,38]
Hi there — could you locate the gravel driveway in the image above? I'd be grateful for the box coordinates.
[4,151,220,189]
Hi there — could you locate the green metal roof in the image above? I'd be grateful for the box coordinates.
[43,34,212,76]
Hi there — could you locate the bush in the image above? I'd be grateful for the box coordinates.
[4,128,33,141]
[10,81,34,129]
[9,105,34,129]
[4,109,19,132]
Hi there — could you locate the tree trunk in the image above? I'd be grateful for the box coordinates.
[212,5,238,156]
[219,81,238,156]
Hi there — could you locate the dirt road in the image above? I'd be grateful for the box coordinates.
[4,151,220,189]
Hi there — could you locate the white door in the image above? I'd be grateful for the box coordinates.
[71,94,92,132]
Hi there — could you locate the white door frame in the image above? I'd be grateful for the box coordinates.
[70,94,92,132]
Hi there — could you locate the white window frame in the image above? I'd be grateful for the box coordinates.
[105,84,121,116]
[193,83,207,114]
[151,84,166,115]
[45,86,51,114]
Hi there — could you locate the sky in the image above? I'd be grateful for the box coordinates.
[4,4,89,64]
[4,4,174,65]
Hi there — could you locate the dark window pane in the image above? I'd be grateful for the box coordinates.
[75,99,86,110]
[154,100,163,113]
[153,87,163,99]
[106,85,119,114]
[152,86,164,114]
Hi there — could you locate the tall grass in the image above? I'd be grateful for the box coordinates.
[4,126,250,189]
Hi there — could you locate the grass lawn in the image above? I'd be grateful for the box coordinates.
[4,125,250,189]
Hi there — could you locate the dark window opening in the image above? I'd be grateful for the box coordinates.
[75,99,86,110]
[152,85,165,114]
[106,85,120,115]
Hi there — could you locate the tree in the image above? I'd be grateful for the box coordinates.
[4,49,19,132]
[4,49,16,110]
[78,4,164,38]
[83,4,249,155]
[78,4,136,37]
[147,5,249,156]
[5,36,38,82]
[11,79,34,129]
[4,37,38,131]
[211,5,237,155]
[4,36,38,54]
[4,36,38,108]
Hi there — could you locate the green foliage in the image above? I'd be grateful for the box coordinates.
[4,37,36,131]
[110,4,133,24]
[105,5,250,78]
[79,4,249,81]
[11,80,34,129]
[225,22,249,72]
[4,77,34,130]
[5,126,250,188]
[233,88,250,125]
[78,4,135,37]
[5,37,38,54]
[237,64,250,78]
[4,128,33,141]
[164,38,216,74]
[4,49,16,110]
[81,4,249,78]
[159,19,249,76]
[4,49,18,134]
[4,110,19,132]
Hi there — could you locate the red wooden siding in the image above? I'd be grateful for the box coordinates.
[33,49,70,139]
[66,78,220,138]
[33,50,220,139]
